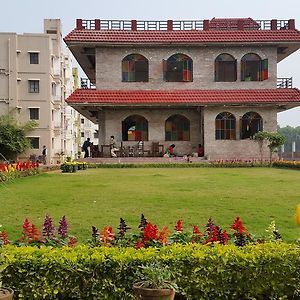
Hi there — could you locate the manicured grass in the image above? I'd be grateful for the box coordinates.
[1,167,300,242]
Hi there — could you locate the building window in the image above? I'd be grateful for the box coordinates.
[215,112,236,140]
[29,52,39,64]
[122,54,149,82]
[215,53,237,82]
[240,112,263,139]
[29,137,39,149]
[165,114,190,141]
[241,53,268,81]
[51,83,56,96]
[29,108,39,120]
[81,118,84,124]
[81,132,84,138]
[163,53,193,82]
[122,115,148,141]
[28,80,39,93]
[94,130,99,139]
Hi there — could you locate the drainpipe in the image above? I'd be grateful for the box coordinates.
[8,38,11,116]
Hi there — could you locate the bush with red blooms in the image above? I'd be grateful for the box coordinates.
[89,215,258,249]
[0,215,77,247]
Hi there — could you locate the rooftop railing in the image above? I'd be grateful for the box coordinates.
[81,78,96,89]
[76,19,295,31]
[277,77,293,88]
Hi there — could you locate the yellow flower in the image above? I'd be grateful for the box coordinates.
[295,204,300,226]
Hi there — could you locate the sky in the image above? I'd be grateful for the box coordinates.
[1,0,300,127]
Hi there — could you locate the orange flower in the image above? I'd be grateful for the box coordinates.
[99,226,115,244]
[158,226,169,245]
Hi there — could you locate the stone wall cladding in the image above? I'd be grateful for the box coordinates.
[203,106,278,160]
[96,46,277,90]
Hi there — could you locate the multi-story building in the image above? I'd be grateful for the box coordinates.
[0,19,77,163]
[65,18,300,160]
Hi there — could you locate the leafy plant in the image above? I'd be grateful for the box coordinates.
[0,115,37,159]
[134,262,178,291]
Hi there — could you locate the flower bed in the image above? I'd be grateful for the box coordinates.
[0,162,39,182]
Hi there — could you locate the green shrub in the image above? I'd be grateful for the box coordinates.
[1,243,300,299]
[273,160,300,170]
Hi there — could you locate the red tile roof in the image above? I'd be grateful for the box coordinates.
[64,29,300,44]
[66,89,300,105]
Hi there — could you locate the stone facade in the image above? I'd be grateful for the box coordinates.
[203,106,277,160]
[96,46,277,90]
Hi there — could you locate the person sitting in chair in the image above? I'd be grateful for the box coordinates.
[165,144,176,157]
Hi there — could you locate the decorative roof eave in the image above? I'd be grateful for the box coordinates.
[66,88,300,107]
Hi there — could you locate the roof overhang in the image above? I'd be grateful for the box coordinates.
[66,88,300,123]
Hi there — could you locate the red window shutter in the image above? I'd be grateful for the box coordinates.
[261,59,268,81]
[234,59,237,81]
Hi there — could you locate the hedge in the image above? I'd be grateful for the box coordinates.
[85,162,270,169]
[1,243,300,299]
[273,160,300,170]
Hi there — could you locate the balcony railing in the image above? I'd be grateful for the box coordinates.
[277,77,293,88]
[80,78,96,89]
[76,19,295,31]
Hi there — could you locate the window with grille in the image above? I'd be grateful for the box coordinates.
[28,80,39,93]
[29,108,39,120]
[215,112,236,140]
[241,53,268,81]
[122,54,149,82]
[163,53,193,82]
[165,114,190,141]
[122,115,148,141]
[240,112,263,139]
[29,137,39,149]
[215,53,237,82]
[29,52,39,64]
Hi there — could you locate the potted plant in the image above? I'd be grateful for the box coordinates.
[133,262,177,300]
[0,265,14,300]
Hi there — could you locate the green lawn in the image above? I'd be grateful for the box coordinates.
[1,167,300,242]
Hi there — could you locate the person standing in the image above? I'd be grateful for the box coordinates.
[82,138,91,158]
[42,145,47,164]
[110,136,118,158]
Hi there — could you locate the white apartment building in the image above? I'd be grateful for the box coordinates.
[0,19,78,163]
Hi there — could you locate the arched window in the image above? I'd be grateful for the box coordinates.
[215,53,237,82]
[215,112,236,140]
[163,53,193,82]
[241,112,263,139]
[122,54,149,82]
[122,115,148,141]
[241,53,268,81]
[165,114,190,141]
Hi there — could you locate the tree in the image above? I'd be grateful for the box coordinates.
[254,131,285,164]
[278,125,300,152]
[0,116,37,160]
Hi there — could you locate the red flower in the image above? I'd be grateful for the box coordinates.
[0,231,10,245]
[174,220,183,232]
[230,217,247,234]
[143,223,158,242]
[68,237,77,247]
[134,240,145,249]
